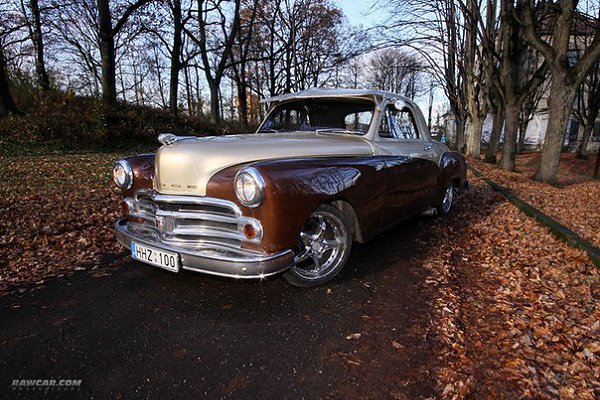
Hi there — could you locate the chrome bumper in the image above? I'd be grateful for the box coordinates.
[115,219,293,279]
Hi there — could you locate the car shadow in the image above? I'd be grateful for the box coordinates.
[0,182,504,399]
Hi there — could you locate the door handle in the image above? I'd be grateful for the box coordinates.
[424,145,433,151]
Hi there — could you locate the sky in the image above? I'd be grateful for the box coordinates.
[335,0,387,27]
[335,0,448,124]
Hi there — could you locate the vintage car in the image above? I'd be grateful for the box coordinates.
[113,88,467,286]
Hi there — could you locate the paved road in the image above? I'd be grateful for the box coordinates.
[0,217,441,399]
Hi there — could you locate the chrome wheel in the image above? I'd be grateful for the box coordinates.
[441,183,454,214]
[290,207,350,282]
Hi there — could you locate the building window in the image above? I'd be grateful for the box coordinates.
[593,121,600,142]
[567,49,580,67]
[568,119,579,143]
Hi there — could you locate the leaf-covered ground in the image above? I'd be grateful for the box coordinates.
[470,153,600,247]
[427,175,599,399]
[0,154,124,293]
[0,153,598,398]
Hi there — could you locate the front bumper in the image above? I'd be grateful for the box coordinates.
[115,219,293,279]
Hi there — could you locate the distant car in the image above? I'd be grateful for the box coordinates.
[113,88,468,286]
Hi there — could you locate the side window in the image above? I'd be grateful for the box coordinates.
[344,111,373,133]
[379,105,420,140]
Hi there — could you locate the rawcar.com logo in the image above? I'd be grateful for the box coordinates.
[12,379,82,391]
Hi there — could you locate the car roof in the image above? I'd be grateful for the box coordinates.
[261,88,414,106]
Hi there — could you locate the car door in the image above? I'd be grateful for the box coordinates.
[374,103,439,227]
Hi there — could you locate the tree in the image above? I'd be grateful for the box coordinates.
[0,47,19,117]
[571,3,600,159]
[185,0,241,124]
[595,146,600,179]
[381,0,470,151]
[365,49,427,99]
[96,0,152,107]
[520,0,600,183]
[573,61,600,158]
[516,79,546,154]
[0,2,22,117]
[169,0,183,114]
[491,1,548,171]
[229,0,259,129]
[483,101,504,163]
[19,0,50,90]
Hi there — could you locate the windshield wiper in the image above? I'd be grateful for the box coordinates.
[316,128,363,135]
[256,128,279,133]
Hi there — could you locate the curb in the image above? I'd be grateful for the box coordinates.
[470,167,600,267]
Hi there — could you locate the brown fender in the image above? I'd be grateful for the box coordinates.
[436,152,467,205]
[206,156,391,253]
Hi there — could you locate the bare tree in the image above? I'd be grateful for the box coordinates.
[19,0,50,90]
[464,0,492,158]
[484,101,504,163]
[380,0,469,151]
[366,48,427,99]
[184,0,241,124]
[490,1,548,171]
[228,0,259,129]
[573,62,600,158]
[520,0,600,183]
[571,2,600,159]
[168,0,183,114]
[0,47,19,117]
[96,0,152,107]
[48,0,103,96]
[516,78,546,154]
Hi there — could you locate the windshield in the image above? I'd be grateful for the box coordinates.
[257,99,375,135]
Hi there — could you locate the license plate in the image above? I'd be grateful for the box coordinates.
[131,242,180,272]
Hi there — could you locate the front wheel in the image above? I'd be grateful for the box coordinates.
[284,204,352,287]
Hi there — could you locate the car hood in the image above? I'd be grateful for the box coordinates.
[154,132,375,196]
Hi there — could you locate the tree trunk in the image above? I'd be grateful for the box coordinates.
[516,112,529,154]
[169,0,182,114]
[97,0,117,107]
[577,123,594,159]
[30,0,50,90]
[534,78,577,183]
[208,79,220,124]
[466,116,484,158]
[183,66,192,115]
[0,48,19,117]
[237,78,249,130]
[594,148,600,179]
[455,117,466,152]
[500,102,520,171]
[484,106,504,163]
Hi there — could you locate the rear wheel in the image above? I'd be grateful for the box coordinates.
[284,204,352,287]
[437,182,456,216]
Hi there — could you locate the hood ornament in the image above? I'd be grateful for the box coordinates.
[158,133,178,145]
[158,133,195,146]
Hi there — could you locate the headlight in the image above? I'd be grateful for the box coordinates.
[234,167,265,207]
[113,160,134,190]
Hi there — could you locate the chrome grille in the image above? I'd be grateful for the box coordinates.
[124,190,261,249]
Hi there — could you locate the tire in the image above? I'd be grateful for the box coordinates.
[436,182,456,216]
[284,204,353,287]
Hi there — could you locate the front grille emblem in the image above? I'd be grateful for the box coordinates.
[155,216,165,232]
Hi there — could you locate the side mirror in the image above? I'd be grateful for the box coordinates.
[393,99,407,111]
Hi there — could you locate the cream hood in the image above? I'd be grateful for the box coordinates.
[154,132,375,196]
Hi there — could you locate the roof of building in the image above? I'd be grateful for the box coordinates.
[536,2,599,36]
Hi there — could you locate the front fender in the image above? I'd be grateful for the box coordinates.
[206,157,389,253]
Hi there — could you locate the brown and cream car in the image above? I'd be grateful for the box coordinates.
[113,88,467,286]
